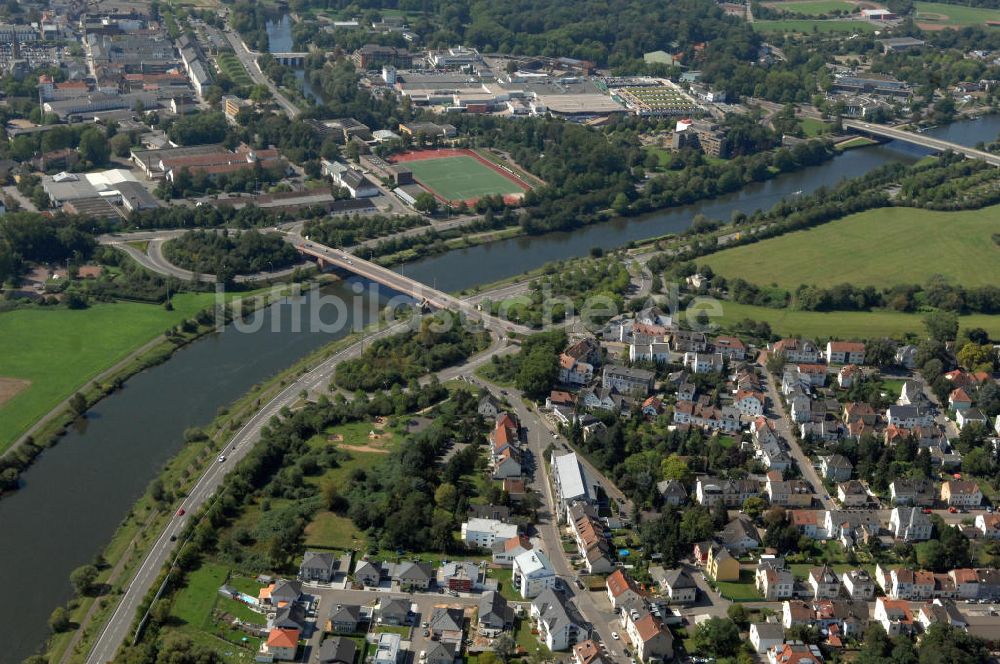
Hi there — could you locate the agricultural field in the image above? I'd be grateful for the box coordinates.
[708,301,1000,339]
[702,206,1000,289]
[914,1,1000,27]
[753,18,878,31]
[765,0,858,14]
[0,293,216,452]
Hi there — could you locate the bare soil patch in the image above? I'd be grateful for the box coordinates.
[0,377,31,407]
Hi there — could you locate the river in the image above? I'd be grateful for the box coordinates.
[264,14,321,103]
[1,113,998,663]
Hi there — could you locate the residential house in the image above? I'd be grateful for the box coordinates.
[809,566,841,599]
[957,408,988,430]
[789,510,821,538]
[837,480,868,507]
[424,642,457,664]
[272,604,307,631]
[820,455,853,482]
[300,551,337,583]
[890,478,937,506]
[941,480,983,507]
[756,563,795,600]
[477,591,514,636]
[890,507,933,541]
[898,380,927,406]
[325,604,361,633]
[630,339,671,364]
[734,389,766,417]
[478,395,501,419]
[512,550,557,598]
[874,597,914,636]
[826,341,866,365]
[713,335,747,361]
[767,643,824,664]
[317,637,357,664]
[641,396,665,418]
[261,628,299,662]
[886,405,933,429]
[719,516,761,554]
[377,597,410,626]
[572,640,607,664]
[601,365,655,396]
[750,622,784,654]
[438,561,480,593]
[842,570,875,600]
[918,599,968,631]
[801,420,842,443]
[976,514,1000,540]
[796,363,828,388]
[493,534,533,567]
[706,545,739,582]
[560,353,594,385]
[260,579,302,608]
[696,477,760,507]
[770,338,820,363]
[493,448,522,480]
[949,568,980,600]
[625,613,674,663]
[684,351,724,374]
[373,633,401,664]
[789,394,812,424]
[428,606,464,641]
[391,561,433,590]
[837,364,861,388]
[354,561,383,587]
[552,452,596,511]
[949,388,973,411]
[650,567,697,604]
[656,479,688,506]
[606,569,644,612]
[531,588,585,651]
[782,600,814,629]
[462,518,519,549]
[570,503,614,575]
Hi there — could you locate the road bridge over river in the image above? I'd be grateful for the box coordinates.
[843,119,1000,165]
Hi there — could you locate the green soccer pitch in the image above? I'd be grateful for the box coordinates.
[405,155,527,201]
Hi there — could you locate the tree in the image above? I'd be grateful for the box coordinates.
[727,603,749,629]
[741,496,766,520]
[49,606,71,632]
[413,192,439,214]
[69,392,87,415]
[70,564,99,596]
[434,482,459,513]
[690,617,741,658]
[924,311,958,343]
[865,337,897,368]
[493,633,517,663]
[110,132,134,158]
[957,343,995,372]
[660,454,692,483]
[78,127,110,166]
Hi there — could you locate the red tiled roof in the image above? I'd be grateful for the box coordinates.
[267,628,300,648]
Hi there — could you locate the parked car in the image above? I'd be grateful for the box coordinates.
[611,633,620,641]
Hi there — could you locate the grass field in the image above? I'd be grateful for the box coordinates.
[0,293,216,452]
[710,301,1000,338]
[800,118,830,137]
[217,53,254,87]
[173,563,231,627]
[915,1,1000,26]
[703,206,1000,289]
[766,0,857,14]
[835,136,878,151]
[405,156,526,202]
[753,18,877,32]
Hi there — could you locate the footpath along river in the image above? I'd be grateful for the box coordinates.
[2,114,999,663]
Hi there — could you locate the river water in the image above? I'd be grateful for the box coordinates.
[264,15,320,103]
[0,109,998,662]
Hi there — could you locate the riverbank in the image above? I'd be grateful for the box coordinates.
[0,280,315,486]
[43,303,386,664]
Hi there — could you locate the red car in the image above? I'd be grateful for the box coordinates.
[948,506,958,513]
[922,508,933,514]
[176,507,186,516]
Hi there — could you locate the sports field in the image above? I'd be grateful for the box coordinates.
[914,1,1000,27]
[753,18,877,31]
[396,151,530,203]
[0,294,215,452]
[703,205,1000,289]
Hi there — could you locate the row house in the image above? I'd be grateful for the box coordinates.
[766,477,813,508]
[886,404,934,429]
[874,597,914,636]
[976,514,1000,540]
[733,389,765,417]
[808,566,841,599]
[789,510,822,539]
[884,424,946,448]
[673,400,741,433]
[813,599,869,638]
[917,599,968,632]
[842,569,876,600]
[770,338,821,363]
[606,569,645,612]
[630,337,671,364]
[695,477,761,507]
[826,341,866,365]
[569,503,613,574]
